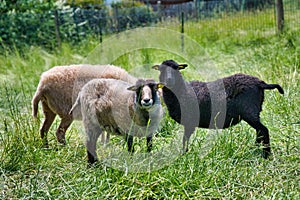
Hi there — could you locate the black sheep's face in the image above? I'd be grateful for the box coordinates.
[152,60,188,88]
[127,79,160,109]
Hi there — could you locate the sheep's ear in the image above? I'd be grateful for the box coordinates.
[178,64,188,70]
[127,85,137,91]
[152,65,160,70]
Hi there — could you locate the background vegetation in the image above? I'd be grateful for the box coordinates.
[0,2,299,199]
[2,0,297,50]
[0,0,157,50]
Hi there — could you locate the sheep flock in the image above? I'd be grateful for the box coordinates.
[32,64,137,146]
[32,60,284,163]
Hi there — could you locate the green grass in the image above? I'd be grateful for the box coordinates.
[1,10,299,199]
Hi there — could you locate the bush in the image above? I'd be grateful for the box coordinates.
[57,5,109,43]
[0,10,56,50]
[111,1,158,32]
[197,0,274,17]
[0,1,158,51]
[0,0,57,50]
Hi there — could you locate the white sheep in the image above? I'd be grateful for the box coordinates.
[32,64,137,146]
[70,78,164,164]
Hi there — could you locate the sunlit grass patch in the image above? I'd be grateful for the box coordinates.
[0,9,299,199]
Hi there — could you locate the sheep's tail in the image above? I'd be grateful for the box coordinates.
[262,83,284,95]
[32,91,42,118]
[69,95,81,116]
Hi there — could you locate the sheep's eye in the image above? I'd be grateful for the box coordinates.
[139,86,144,91]
[148,83,154,88]
[137,87,143,95]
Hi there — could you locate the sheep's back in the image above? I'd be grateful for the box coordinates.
[36,64,137,118]
[188,81,212,127]
[80,79,161,137]
[187,73,265,128]
[38,66,79,117]
[80,79,153,138]
[222,73,265,99]
[189,81,211,102]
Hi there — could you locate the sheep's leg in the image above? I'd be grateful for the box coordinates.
[40,102,56,147]
[81,107,102,164]
[146,136,153,153]
[86,134,100,165]
[56,117,73,145]
[100,132,110,145]
[125,134,134,153]
[256,122,270,159]
[244,118,271,159]
[183,126,195,153]
[84,123,102,165]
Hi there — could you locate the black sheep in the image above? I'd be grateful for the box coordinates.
[153,60,284,158]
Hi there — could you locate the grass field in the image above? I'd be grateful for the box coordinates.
[0,10,299,199]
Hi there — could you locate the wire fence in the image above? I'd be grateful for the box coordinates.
[283,0,300,30]
[0,0,299,50]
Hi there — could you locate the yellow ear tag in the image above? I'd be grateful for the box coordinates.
[178,64,188,70]
[152,65,160,70]
[157,83,164,89]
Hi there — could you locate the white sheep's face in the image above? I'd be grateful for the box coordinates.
[140,85,154,108]
[128,79,161,109]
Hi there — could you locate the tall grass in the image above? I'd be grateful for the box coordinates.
[0,10,299,199]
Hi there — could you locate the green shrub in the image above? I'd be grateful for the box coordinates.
[111,2,158,32]
[0,1,158,51]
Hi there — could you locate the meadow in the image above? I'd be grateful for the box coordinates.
[0,10,299,199]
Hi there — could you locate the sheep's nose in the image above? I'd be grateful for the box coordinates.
[143,98,151,103]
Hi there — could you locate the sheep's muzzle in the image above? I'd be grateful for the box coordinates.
[140,85,154,109]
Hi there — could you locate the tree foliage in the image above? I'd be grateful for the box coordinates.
[0,0,157,50]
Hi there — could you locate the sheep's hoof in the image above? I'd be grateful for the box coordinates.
[57,139,66,145]
[128,146,135,154]
[147,152,153,156]
[87,153,98,165]
[87,156,99,167]
[262,147,271,159]
[87,160,101,168]
[56,132,66,145]
[181,148,189,155]
[42,139,49,148]
[147,147,152,153]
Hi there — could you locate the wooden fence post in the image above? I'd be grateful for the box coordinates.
[54,10,61,48]
[276,0,284,33]
[181,11,184,34]
[115,7,119,33]
[181,11,184,52]
[98,10,103,43]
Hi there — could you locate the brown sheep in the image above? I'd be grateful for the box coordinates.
[32,64,137,146]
